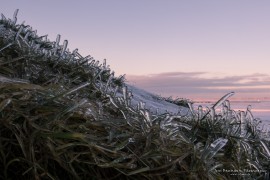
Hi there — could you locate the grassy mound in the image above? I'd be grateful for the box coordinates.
[0,10,269,179]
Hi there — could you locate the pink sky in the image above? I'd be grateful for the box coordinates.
[1,1,270,100]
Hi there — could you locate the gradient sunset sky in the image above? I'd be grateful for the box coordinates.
[1,1,270,101]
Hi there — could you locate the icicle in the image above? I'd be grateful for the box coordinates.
[33,44,41,52]
[29,39,35,48]
[31,30,37,38]
[89,59,95,66]
[42,49,48,57]
[103,59,107,69]
[198,105,203,120]
[240,111,245,124]
[113,85,119,97]
[106,94,119,108]
[15,25,23,41]
[117,97,124,105]
[221,103,228,118]
[60,40,68,57]
[209,107,215,122]
[240,111,247,137]
[246,105,254,123]
[160,115,170,130]
[55,34,61,47]
[71,48,78,60]
[1,13,7,21]
[53,34,61,55]
[13,9,19,25]
[188,102,194,115]
[122,86,128,106]
[68,48,78,63]
[24,31,30,40]
[95,60,99,67]
[22,25,30,33]
[139,101,145,110]
[104,73,114,93]
[44,34,48,41]
[127,91,133,106]
[75,51,83,59]
[83,55,91,61]
[143,110,152,128]
[224,101,230,111]
[48,50,52,58]
[72,48,78,55]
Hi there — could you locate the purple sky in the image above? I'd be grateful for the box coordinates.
[1,1,270,100]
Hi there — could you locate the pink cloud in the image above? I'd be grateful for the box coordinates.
[126,72,270,101]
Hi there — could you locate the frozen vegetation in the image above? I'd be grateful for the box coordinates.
[0,10,269,179]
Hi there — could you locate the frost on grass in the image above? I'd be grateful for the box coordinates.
[0,10,269,179]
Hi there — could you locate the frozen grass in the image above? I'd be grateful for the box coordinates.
[0,10,269,179]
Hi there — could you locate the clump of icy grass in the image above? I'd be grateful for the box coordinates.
[0,10,269,179]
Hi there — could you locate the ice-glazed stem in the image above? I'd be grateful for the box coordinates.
[61,40,68,57]
[212,92,235,109]
[0,43,13,53]
[13,9,19,25]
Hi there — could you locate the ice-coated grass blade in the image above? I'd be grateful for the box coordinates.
[12,9,19,25]
[260,140,270,158]
[42,132,85,140]
[1,13,7,21]
[60,40,68,57]
[0,43,13,53]
[54,98,87,120]
[0,98,12,112]
[201,138,228,161]
[0,56,24,66]
[54,82,91,100]
[127,166,150,176]
[212,92,235,109]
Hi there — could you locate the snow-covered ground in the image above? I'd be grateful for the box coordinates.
[127,84,189,116]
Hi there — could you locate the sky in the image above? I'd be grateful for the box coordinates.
[1,1,270,101]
